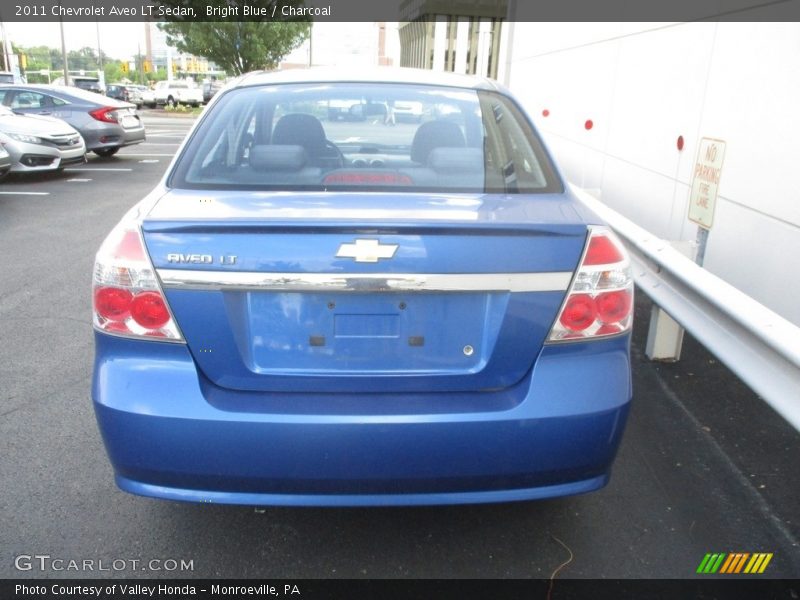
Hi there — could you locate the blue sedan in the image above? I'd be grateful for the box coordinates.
[91,68,633,506]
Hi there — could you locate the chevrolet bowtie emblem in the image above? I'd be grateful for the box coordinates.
[336,239,398,263]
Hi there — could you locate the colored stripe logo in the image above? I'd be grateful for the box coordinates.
[697,552,773,574]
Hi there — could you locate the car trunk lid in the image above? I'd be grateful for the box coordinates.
[142,190,592,393]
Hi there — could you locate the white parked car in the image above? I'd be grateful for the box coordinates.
[141,87,156,109]
[151,80,203,108]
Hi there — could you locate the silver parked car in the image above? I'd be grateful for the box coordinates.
[0,143,11,179]
[0,105,86,173]
[0,84,145,157]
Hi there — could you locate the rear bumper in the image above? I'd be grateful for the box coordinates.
[92,333,632,506]
[82,123,145,151]
[116,474,610,507]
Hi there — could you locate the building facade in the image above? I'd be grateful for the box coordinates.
[144,22,222,79]
[398,1,505,78]
[499,21,800,327]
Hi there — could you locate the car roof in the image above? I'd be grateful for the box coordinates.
[235,67,503,92]
[0,83,129,106]
[0,83,82,91]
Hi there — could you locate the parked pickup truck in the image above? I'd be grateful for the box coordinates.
[149,80,203,108]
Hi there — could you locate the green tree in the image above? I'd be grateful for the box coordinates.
[104,61,126,84]
[66,46,108,72]
[156,1,310,75]
[20,46,53,72]
[0,41,19,70]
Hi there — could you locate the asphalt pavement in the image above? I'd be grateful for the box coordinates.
[1,113,798,581]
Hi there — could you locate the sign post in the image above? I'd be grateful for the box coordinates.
[646,136,726,362]
[688,137,726,265]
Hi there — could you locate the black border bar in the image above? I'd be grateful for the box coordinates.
[2,0,800,22]
[4,579,800,600]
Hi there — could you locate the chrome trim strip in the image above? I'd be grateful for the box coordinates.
[156,269,573,293]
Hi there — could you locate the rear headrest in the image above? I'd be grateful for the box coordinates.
[427,148,483,173]
[410,120,466,164]
[272,113,328,155]
[249,145,307,171]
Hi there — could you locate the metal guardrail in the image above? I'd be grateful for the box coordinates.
[570,184,800,433]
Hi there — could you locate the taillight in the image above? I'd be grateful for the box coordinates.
[92,224,183,342]
[547,227,633,342]
[89,107,119,123]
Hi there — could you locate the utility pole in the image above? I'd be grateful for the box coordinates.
[137,42,145,85]
[59,2,69,85]
[308,27,313,67]
[96,20,104,85]
[0,20,11,73]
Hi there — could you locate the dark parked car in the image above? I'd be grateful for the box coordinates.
[92,68,633,507]
[0,84,145,157]
[106,84,143,108]
[202,80,224,104]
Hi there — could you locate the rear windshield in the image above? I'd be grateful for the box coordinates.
[170,82,562,194]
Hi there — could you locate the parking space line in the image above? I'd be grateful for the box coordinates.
[67,178,92,182]
[139,142,181,146]
[117,153,176,157]
[139,159,160,163]
[0,191,50,196]
[65,168,133,172]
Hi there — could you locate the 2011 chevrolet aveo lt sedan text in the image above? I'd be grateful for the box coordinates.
[92,68,633,506]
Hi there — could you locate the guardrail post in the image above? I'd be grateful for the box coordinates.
[646,306,685,361]
[645,241,696,362]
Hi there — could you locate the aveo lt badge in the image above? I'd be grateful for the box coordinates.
[336,239,398,263]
